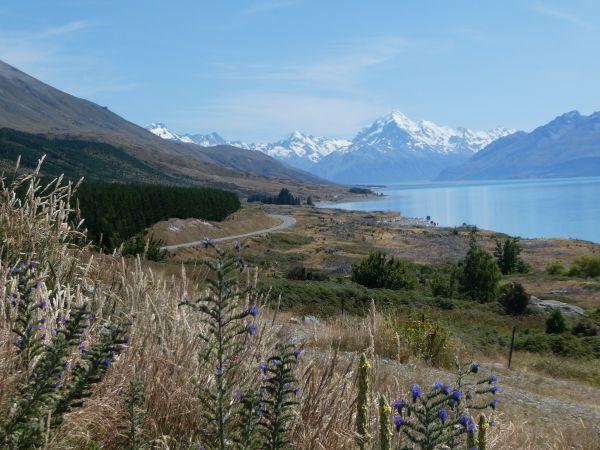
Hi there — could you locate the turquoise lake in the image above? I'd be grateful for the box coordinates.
[320,177,600,243]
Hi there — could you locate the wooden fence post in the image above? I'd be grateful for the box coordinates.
[508,326,516,369]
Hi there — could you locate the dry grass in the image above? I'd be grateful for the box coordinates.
[1,167,599,449]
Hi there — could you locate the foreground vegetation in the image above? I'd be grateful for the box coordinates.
[1,164,599,448]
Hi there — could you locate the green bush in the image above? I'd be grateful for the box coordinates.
[516,332,593,358]
[498,282,529,315]
[546,310,568,334]
[286,265,329,281]
[494,237,530,274]
[568,254,600,278]
[458,243,501,303]
[546,261,567,276]
[121,233,168,262]
[351,252,417,290]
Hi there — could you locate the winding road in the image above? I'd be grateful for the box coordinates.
[162,214,296,251]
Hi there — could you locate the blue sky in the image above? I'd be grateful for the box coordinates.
[0,0,599,141]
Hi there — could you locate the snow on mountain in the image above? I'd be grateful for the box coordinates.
[313,112,515,183]
[146,122,184,141]
[146,113,514,183]
[182,132,227,147]
[346,111,514,156]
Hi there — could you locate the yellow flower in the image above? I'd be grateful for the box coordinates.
[360,361,371,369]
[383,403,392,413]
[482,421,489,431]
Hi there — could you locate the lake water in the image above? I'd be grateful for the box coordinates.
[320,177,600,243]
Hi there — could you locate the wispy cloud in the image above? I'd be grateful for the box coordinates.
[32,20,94,39]
[209,36,410,94]
[531,3,593,31]
[241,0,301,15]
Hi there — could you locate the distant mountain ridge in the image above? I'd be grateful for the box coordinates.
[149,111,513,183]
[438,111,600,181]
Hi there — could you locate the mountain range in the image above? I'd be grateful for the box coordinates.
[0,59,329,193]
[438,111,600,180]
[148,112,514,183]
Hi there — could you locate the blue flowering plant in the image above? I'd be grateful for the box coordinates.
[0,260,129,448]
[181,242,264,449]
[390,361,499,450]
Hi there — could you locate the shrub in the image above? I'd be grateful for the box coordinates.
[286,265,329,281]
[572,321,599,337]
[458,243,501,303]
[494,237,529,274]
[546,261,567,276]
[546,310,568,334]
[568,254,600,278]
[498,282,529,315]
[391,319,453,367]
[430,272,454,298]
[121,233,168,262]
[351,252,417,290]
[516,332,593,358]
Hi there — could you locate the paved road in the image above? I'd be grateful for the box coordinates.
[162,214,296,251]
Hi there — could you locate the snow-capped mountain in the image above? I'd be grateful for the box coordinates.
[345,111,513,156]
[146,123,349,170]
[146,113,514,183]
[146,122,192,142]
[314,112,515,183]
[182,132,227,147]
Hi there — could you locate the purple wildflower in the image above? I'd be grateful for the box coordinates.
[411,384,421,401]
[394,416,404,430]
[449,399,457,407]
[293,386,301,394]
[432,380,442,390]
[259,387,266,397]
[467,422,476,432]
[10,300,16,307]
[491,398,499,410]
[471,362,480,373]
[293,348,303,358]
[259,362,267,373]
[247,324,257,335]
[442,384,451,395]
[392,399,404,412]
[438,409,449,422]
[490,386,499,394]
[249,306,259,317]
[452,389,462,401]
[215,367,223,376]
[490,374,498,383]
[52,381,62,389]
[459,415,470,425]
[29,261,36,270]
[233,242,242,250]
[38,300,46,309]
[235,390,242,399]
[102,358,111,366]
[200,237,211,248]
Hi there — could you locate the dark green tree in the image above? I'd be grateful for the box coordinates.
[458,243,501,302]
[351,252,417,290]
[494,238,529,274]
[498,282,529,315]
[546,310,568,334]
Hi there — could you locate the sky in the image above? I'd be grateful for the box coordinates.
[1,0,599,142]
